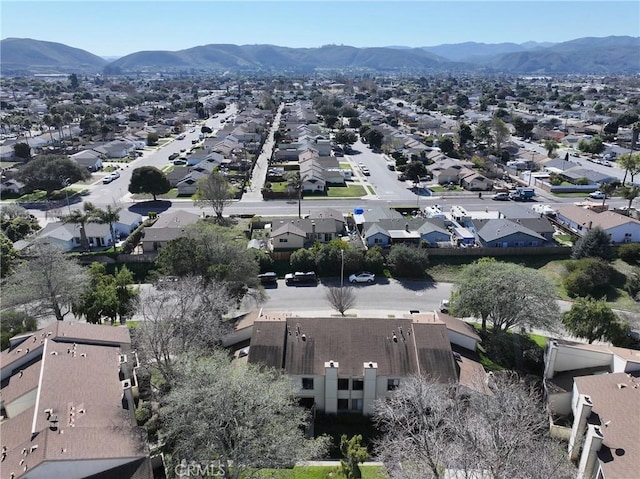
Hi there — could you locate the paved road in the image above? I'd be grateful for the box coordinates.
[257,277,453,314]
[74,105,239,207]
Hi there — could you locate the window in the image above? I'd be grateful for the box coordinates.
[352,379,364,391]
[338,378,349,390]
[279,238,288,243]
[387,379,400,391]
[302,378,314,390]
[337,399,349,410]
[351,399,363,411]
[374,238,382,244]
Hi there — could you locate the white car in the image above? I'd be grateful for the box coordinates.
[102,171,120,184]
[589,191,606,199]
[349,272,375,284]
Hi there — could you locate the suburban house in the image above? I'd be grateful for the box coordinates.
[34,221,113,251]
[100,139,137,158]
[299,163,327,193]
[176,170,208,196]
[470,218,549,247]
[141,210,200,253]
[114,210,144,238]
[268,221,307,251]
[268,217,346,251]
[0,322,154,479]
[543,339,640,479]
[556,205,640,243]
[459,169,494,191]
[69,150,103,172]
[246,312,485,415]
[0,178,26,196]
[362,217,451,248]
[165,166,190,187]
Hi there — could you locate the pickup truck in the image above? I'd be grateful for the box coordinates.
[285,271,318,286]
[509,188,535,201]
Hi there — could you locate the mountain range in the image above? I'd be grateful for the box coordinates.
[1,36,638,76]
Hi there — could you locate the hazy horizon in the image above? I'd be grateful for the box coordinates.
[2,1,639,57]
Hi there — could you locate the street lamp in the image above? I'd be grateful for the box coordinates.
[62,177,71,215]
[340,249,344,289]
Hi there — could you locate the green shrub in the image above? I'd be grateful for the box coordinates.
[387,244,429,278]
[135,402,152,426]
[624,270,640,299]
[564,257,612,298]
[618,243,640,264]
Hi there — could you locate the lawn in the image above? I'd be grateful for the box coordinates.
[254,465,387,479]
[326,184,367,198]
[131,188,184,200]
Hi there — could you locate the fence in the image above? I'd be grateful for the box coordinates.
[426,245,572,257]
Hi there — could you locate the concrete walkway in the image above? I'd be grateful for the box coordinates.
[241,103,284,202]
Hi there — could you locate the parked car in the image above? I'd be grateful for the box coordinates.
[180,148,186,152]
[102,171,120,184]
[258,272,278,286]
[285,271,318,286]
[589,190,606,199]
[440,299,450,313]
[349,272,375,284]
[169,153,180,161]
[492,192,510,201]
[173,159,188,166]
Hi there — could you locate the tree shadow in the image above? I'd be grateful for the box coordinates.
[128,200,173,215]
[395,278,438,291]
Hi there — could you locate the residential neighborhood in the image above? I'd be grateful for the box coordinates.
[2,37,640,479]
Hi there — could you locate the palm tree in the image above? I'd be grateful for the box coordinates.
[61,202,96,251]
[42,114,54,142]
[286,172,304,218]
[543,140,558,158]
[599,182,616,208]
[621,186,640,216]
[90,204,122,251]
[52,114,63,141]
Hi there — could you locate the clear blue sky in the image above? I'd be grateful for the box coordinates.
[2,1,639,57]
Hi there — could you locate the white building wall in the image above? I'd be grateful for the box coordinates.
[607,223,640,244]
[546,342,612,376]
[577,425,604,479]
[362,362,378,416]
[324,361,338,414]
[613,354,640,373]
[448,331,477,351]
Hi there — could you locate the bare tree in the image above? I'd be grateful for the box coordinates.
[374,377,456,479]
[374,374,575,479]
[160,351,331,479]
[325,286,356,316]
[194,171,234,221]
[5,241,88,321]
[133,276,233,385]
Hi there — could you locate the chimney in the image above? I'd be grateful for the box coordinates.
[121,380,136,424]
[577,425,604,479]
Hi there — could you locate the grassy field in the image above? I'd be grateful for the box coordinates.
[254,465,387,478]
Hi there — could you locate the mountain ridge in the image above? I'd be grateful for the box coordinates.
[1,36,638,75]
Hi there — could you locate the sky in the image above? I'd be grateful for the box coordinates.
[1,0,639,58]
